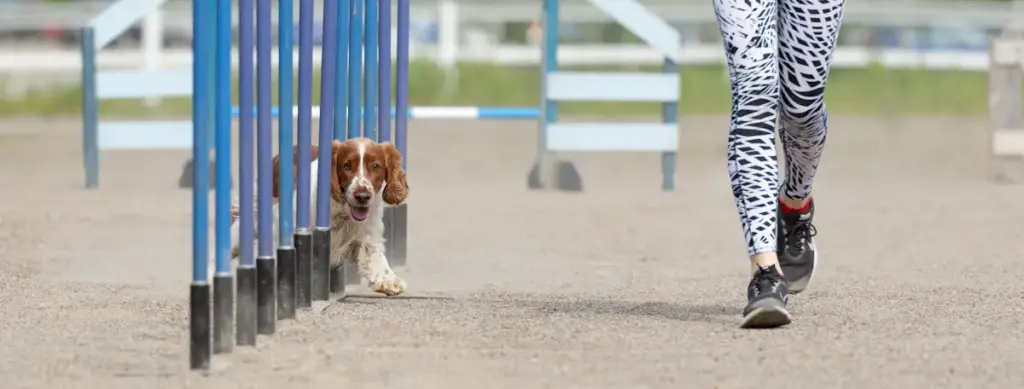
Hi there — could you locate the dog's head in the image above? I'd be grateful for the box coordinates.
[331,138,408,222]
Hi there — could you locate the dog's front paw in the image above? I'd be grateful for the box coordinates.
[370,273,406,296]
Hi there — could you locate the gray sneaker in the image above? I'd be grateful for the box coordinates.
[741,265,792,329]
[777,198,818,294]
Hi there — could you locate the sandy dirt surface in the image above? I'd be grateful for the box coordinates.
[0,116,1021,388]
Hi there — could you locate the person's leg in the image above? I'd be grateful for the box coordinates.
[776,0,846,293]
[713,0,791,328]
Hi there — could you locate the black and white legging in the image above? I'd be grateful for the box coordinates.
[714,0,845,255]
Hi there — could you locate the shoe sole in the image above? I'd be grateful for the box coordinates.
[787,241,818,295]
[740,305,793,329]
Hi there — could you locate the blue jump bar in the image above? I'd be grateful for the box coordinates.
[229,106,540,120]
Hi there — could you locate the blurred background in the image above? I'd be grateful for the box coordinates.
[1,0,1023,120]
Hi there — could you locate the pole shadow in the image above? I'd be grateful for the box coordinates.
[511,296,738,324]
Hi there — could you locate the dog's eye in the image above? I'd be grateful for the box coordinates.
[343,162,352,171]
[372,163,380,171]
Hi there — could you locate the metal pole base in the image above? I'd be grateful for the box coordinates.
[311,227,331,301]
[330,265,346,294]
[189,282,211,370]
[295,230,312,308]
[277,246,297,319]
[256,256,276,335]
[236,265,257,346]
[212,274,233,354]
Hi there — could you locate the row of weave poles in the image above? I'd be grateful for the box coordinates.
[190,0,411,370]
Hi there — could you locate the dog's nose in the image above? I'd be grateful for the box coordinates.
[354,191,371,204]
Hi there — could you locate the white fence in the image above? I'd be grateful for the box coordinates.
[2,46,995,74]
[2,0,1024,76]
[2,0,1022,30]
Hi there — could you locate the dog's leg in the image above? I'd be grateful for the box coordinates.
[271,201,281,247]
[230,203,242,268]
[356,243,405,296]
[208,203,243,283]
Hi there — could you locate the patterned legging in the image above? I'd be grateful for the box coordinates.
[713,0,845,255]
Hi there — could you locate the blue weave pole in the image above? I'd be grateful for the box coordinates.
[255,0,276,335]
[347,0,363,140]
[276,0,298,321]
[294,0,315,310]
[237,0,256,270]
[189,0,213,371]
[278,0,295,247]
[377,0,392,142]
[211,0,235,355]
[364,0,379,140]
[311,0,340,302]
[235,0,258,348]
[334,0,350,141]
[396,0,410,168]
[213,0,232,278]
[316,0,339,231]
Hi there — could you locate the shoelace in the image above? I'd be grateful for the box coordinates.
[751,267,781,295]
[784,220,817,255]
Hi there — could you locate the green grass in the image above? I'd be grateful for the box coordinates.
[0,61,997,118]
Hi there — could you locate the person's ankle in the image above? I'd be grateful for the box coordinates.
[779,195,811,213]
[750,252,782,276]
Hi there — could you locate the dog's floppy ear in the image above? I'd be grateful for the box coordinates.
[380,142,408,206]
[272,144,317,200]
[330,140,346,203]
[272,153,283,200]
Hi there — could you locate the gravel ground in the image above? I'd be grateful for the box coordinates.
[0,116,1021,388]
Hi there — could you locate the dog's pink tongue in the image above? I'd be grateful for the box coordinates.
[350,207,370,221]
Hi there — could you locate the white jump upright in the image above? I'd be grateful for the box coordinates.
[989,34,1024,183]
[529,0,682,192]
[82,0,192,188]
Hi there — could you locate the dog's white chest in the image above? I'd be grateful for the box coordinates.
[325,201,382,267]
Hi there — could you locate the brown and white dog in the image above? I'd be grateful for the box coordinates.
[214,137,409,296]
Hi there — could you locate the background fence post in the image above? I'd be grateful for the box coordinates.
[142,8,163,107]
[988,33,1024,183]
[81,27,100,189]
[661,58,678,192]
